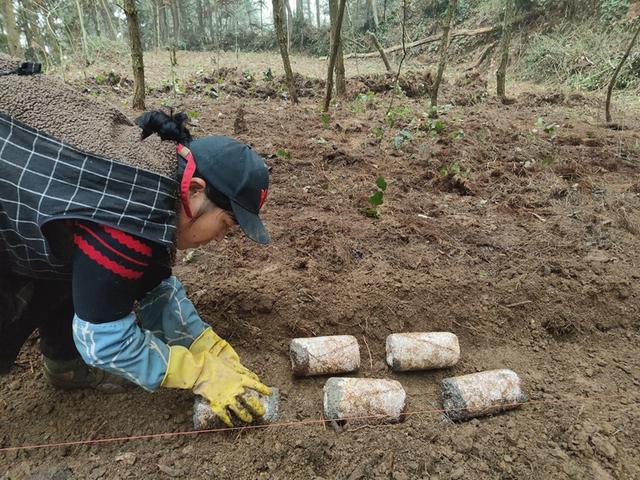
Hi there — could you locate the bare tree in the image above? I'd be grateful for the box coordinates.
[366,0,379,31]
[306,0,312,23]
[99,0,117,40]
[496,0,515,102]
[75,0,90,65]
[430,0,458,111]
[329,0,346,96]
[2,0,23,57]
[123,0,146,110]
[323,0,346,111]
[170,0,181,45]
[284,0,293,52]
[385,0,408,116]
[368,31,392,72]
[272,0,299,103]
[605,22,640,126]
[316,0,321,28]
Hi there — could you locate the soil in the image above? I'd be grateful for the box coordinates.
[2,61,640,480]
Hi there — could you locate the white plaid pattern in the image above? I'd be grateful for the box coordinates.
[0,112,178,279]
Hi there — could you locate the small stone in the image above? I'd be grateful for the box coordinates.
[115,452,137,465]
[591,435,616,460]
[590,461,615,480]
[158,464,183,477]
[450,467,466,480]
[89,466,107,480]
[181,445,194,455]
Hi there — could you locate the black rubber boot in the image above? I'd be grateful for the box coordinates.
[43,357,131,393]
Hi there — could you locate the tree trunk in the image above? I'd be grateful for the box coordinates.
[284,0,293,53]
[295,0,305,50]
[329,0,346,96]
[496,0,515,102]
[18,0,44,60]
[2,0,23,57]
[368,31,391,72]
[306,0,312,22]
[366,0,379,32]
[205,0,214,44]
[606,22,640,125]
[296,0,304,22]
[430,0,458,110]
[272,0,299,103]
[196,0,205,47]
[316,0,321,28]
[87,1,101,37]
[170,0,181,46]
[159,0,168,45]
[123,0,146,110]
[152,0,160,49]
[100,0,117,40]
[75,0,90,65]
[323,0,346,111]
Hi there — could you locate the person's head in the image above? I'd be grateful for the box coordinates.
[135,111,270,250]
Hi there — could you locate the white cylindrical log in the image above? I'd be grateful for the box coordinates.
[441,369,527,421]
[290,335,360,377]
[323,377,406,427]
[193,388,280,429]
[386,332,460,371]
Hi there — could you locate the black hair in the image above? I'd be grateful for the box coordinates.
[135,110,192,143]
[135,110,233,213]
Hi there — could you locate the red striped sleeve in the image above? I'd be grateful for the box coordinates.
[75,223,150,268]
[73,234,144,280]
[102,225,153,257]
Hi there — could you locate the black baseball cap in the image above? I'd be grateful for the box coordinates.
[187,136,270,244]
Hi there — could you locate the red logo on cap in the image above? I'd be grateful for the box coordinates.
[259,189,268,209]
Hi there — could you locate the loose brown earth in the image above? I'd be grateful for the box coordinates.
[1,60,640,479]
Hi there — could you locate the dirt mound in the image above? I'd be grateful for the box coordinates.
[350,71,433,97]
[0,53,176,178]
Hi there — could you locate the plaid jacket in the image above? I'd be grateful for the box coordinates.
[0,112,178,279]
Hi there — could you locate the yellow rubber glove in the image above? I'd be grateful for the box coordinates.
[190,328,239,361]
[190,328,259,381]
[161,346,271,427]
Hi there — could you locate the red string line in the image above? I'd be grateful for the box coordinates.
[0,393,636,453]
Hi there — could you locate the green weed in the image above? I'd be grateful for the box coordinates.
[276,148,291,159]
[393,130,414,149]
[385,105,413,127]
[366,176,388,218]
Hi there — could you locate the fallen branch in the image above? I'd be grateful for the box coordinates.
[367,31,392,72]
[504,300,532,308]
[343,25,499,60]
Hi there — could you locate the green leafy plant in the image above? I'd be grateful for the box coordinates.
[320,113,331,129]
[452,129,465,140]
[385,105,413,127]
[439,162,470,177]
[393,129,414,149]
[422,118,447,136]
[276,148,291,159]
[535,117,557,134]
[353,91,377,112]
[372,126,384,139]
[366,176,388,218]
[188,110,202,120]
